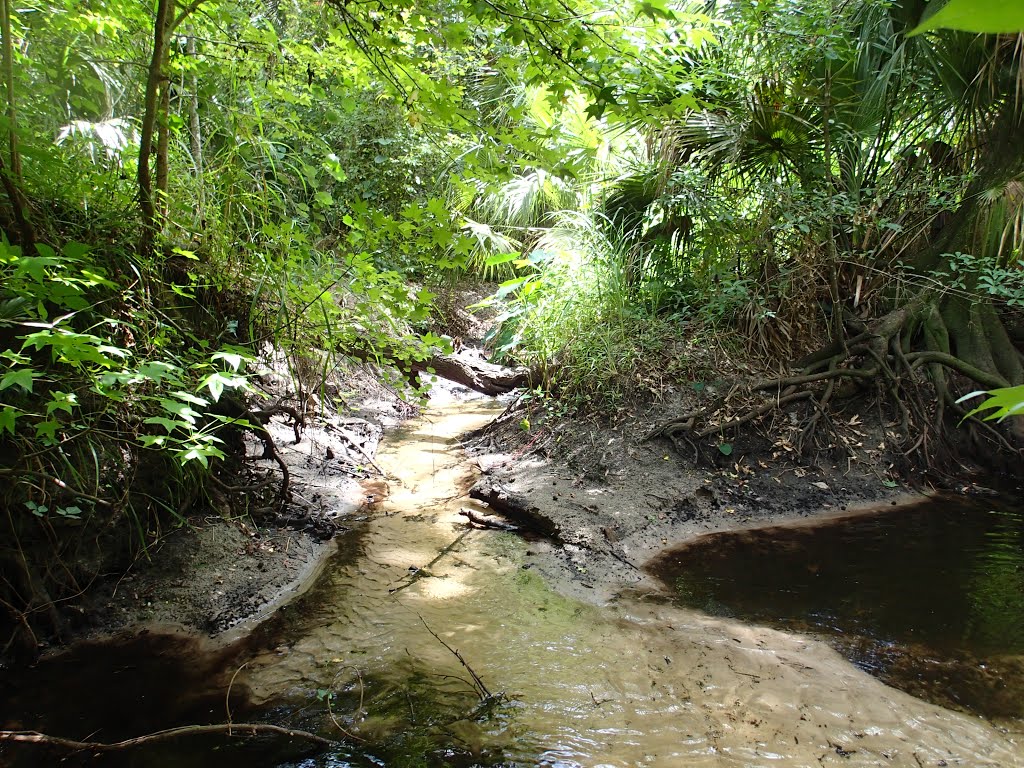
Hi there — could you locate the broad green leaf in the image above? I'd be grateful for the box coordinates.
[909,0,1024,36]
[144,416,183,433]
[45,391,78,415]
[36,420,61,440]
[170,390,209,407]
[61,241,90,260]
[201,372,226,402]
[0,368,37,393]
[959,385,1024,422]
[159,399,200,424]
[495,276,530,299]
[0,406,17,434]
[484,252,522,267]
[212,351,243,371]
[137,361,182,383]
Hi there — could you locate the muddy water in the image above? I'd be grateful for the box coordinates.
[236,399,1024,766]
[3,399,1024,767]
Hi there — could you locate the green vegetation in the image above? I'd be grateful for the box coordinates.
[1,0,1023,652]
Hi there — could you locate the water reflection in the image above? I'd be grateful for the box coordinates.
[649,496,1024,720]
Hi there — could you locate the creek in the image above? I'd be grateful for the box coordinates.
[1,396,1022,767]
[649,495,1024,723]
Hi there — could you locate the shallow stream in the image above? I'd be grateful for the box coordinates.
[649,496,1024,722]
[2,397,1022,767]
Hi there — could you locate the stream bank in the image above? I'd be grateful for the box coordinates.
[3,390,1023,767]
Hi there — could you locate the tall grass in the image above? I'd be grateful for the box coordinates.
[490,212,686,411]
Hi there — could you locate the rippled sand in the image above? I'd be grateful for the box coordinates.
[243,400,1024,767]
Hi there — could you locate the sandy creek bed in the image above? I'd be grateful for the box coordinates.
[2,394,1021,767]
[234,396,1024,766]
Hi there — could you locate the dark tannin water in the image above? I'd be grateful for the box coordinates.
[649,495,1024,721]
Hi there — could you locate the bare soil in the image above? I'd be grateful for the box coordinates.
[457,382,939,605]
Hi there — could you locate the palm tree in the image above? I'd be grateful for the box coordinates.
[638,0,1024,464]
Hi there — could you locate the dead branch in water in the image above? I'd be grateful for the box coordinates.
[389,530,473,594]
[419,616,494,702]
[0,723,333,752]
[458,507,520,531]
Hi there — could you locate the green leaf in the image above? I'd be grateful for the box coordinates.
[170,390,209,407]
[212,351,244,371]
[137,361,182,383]
[495,276,530,299]
[205,373,225,402]
[144,416,183,433]
[909,0,1024,36]
[158,399,200,425]
[45,391,78,415]
[57,505,83,519]
[484,252,522,267]
[0,368,37,393]
[958,385,1024,422]
[0,406,17,434]
[718,442,733,456]
[36,419,61,440]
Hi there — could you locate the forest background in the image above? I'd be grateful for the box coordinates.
[1,0,1023,651]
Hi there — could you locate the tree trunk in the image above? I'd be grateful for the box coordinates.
[1,0,19,181]
[0,0,32,248]
[155,52,171,222]
[186,32,205,219]
[138,0,172,259]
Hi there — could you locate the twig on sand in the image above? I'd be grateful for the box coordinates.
[389,530,473,594]
[458,508,520,531]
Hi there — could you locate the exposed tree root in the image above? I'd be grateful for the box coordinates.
[649,292,1024,470]
[216,399,304,505]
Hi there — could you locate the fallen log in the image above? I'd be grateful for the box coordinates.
[458,507,521,531]
[468,478,561,540]
[345,342,542,396]
[409,353,540,395]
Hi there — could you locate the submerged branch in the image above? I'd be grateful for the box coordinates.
[0,724,333,752]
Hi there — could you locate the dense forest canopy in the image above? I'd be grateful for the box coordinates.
[1,0,1023,649]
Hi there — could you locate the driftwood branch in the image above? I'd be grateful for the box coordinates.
[0,723,332,752]
[458,507,520,531]
[408,353,540,395]
[389,530,473,594]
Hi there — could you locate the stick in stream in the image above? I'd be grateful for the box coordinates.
[419,616,493,702]
[389,530,473,594]
[0,724,333,752]
[458,508,520,532]
[337,427,387,477]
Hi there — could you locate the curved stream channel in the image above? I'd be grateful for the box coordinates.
[2,397,1023,766]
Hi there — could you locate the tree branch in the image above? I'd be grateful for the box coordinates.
[0,723,332,752]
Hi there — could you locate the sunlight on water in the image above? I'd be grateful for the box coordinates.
[240,400,1024,767]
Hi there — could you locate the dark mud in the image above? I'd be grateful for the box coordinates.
[462,396,915,604]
